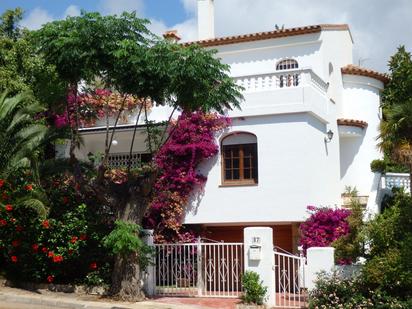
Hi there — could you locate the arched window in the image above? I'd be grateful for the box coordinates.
[276,59,299,88]
[221,132,258,185]
[276,59,299,70]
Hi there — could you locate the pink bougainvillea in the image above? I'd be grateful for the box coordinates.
[53,88,145,128]
[144,111,230,243]
[299,206,351,254]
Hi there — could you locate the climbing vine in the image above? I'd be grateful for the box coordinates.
[144,111,230,243]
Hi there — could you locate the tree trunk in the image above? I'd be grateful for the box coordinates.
[108,171,157,301]
[110,253,144,301]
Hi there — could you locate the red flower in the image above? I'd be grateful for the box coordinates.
[11,240,20,247]
[48,251,54,258]
[68,249,74,255]
[2,192,8,200]
[15,225,23,232]
[24,184,33,191]
[53,255,63,263]
[79,234,87,241]
[63,196,69,204]
[89,262,97,270]
[11,255,17,263]
[70,236,78,244]
[47,275,54,283]
[0,179,4,187]
[32,244,39,252]
[42,220,50,229]
[41,247,48,253]
[0,219,6,226]
[5,204,13,211]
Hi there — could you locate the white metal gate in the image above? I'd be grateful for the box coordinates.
[273,250,307,308]
[154,241,244,297]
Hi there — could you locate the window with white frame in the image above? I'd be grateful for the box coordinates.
[276,59,299,87]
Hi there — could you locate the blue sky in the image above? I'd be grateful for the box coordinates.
[0,0,411,72]
[0,0,191,26]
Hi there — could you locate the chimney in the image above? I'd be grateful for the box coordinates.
[197,0,215,40]
[163,30,181,43]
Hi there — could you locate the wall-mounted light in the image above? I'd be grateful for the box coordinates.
[324,130,334,143]
[112,140,118,146]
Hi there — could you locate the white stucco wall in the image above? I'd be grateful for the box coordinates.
[339,75,383,195]
[184,112,341,225]
[213,33,323,78]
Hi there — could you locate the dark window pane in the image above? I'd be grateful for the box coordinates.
[225,159,232,169]
[233,169,240,179]
[225,170,232,180]
[244,158,250,168]
[244,169,251,179]
[233,158,240,168]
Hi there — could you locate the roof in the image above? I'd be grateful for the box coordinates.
[341,64,389,84]
[163,30,181,42]
[337,118,368,129]
[184,24,350,47]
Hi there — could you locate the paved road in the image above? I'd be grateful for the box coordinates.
[0,302,62,309]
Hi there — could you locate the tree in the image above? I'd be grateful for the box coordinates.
[35,11,242,300]
[0,8,23,40]
[0,91,48,180]
[379,46,412,186]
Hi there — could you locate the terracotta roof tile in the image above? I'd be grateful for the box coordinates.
[337,118,368,129]
[183,24,350,47]
[341,64,389,84]
[163,30,181,41]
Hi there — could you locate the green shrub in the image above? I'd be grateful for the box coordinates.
[309,271,410,309]
[362,189,412,298]
[333,199,365,264]
[370,158,409,173]
[102,220,153,271]
[370,159,387,173]
[241,271,267,305]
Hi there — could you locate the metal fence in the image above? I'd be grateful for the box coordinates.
[154,242,244,298]
[273,251,307,308]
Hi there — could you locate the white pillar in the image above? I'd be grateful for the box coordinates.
[243,227,275,307]
[197,0,215,40]
[305,247,335,290]
[142,229,155,296]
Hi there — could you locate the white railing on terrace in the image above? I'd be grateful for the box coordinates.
[234,68,328,94]
[383,172,411,193]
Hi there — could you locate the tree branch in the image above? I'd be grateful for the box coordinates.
[157,105,177,151]
[97,94,128,183]
[144,104,153,154]
[127,102,144,173]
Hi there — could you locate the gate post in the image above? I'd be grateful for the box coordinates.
[196,237,204,296]
[305,247,335,290]
[244,227,276,307]
[142,229,155,296]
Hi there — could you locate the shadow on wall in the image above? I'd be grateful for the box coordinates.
[186,147,219,216]
[339,132,366,178]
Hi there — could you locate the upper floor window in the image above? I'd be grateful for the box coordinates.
[221,133,258,185]
[276,59,299,71]
[276,59,299,87]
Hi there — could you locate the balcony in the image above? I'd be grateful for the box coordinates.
[382,173,411,193]
[78,68,330,130]
[230,68,330,121]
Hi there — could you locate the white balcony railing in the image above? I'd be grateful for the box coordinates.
[234,68,328,94]
[383,172,411,193]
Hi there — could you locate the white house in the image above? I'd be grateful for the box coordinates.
[65,0,389,252]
